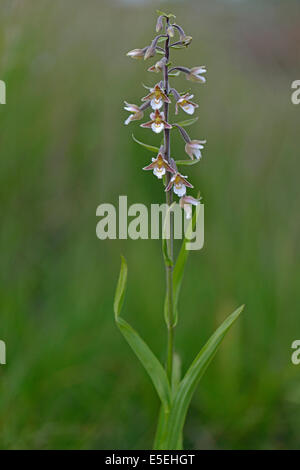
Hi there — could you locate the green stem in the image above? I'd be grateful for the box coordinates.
[163,33,175,383]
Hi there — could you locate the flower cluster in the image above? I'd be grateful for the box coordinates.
[124,12,207,218]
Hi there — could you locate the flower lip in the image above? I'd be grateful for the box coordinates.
[165,172,193,197]
[176,93,198,115]
[142,84,171,110]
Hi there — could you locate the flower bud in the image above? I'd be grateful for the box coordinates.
[182,35,192,46]
[144,46,156,60]
[156,15,164,32]
[167,25,175,37]
[148,57,167,73]
[126,48,146,59]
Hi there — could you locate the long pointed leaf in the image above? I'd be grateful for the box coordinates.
[153,405,170,450]
[175,159,201,166]
[174,117,198,128]
[132,134,160,153]
[114,257,171,410]
[165,305,245,448]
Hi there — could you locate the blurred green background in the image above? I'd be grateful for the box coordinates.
[0,0,299,450]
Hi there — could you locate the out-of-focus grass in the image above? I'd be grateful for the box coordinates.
[0,0,299,449]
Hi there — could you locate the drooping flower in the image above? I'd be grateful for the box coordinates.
[167,25,175,37]
[156,15,164,33]
[185,140,206,160]
[165,172,193,197]
[175,93,198,115]
[180,195,200,219]
[181,35,192,46]
[126,48,147,59]
[142,84,171,110]
[171,24,192,46]
[143,153,175,179]
[124,102,144,125]
[144,35,165,60]
[148,57,167,73]
[186,66,207,83]
[140,109,172,134]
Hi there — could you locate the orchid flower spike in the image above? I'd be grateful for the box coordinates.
[180,195,200,219]
[143,153,175,179]
[124,102,144,125]
[175,93,198,115]
[165,172,193,197]
[187,66,207,83]
[140,109,172,134]
[185,140,206,160]
[142,83,171,110]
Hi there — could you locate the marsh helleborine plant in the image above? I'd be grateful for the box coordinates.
[114,11,244,450]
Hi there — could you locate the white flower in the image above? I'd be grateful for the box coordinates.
[180,195,200,219]
[187,66,207,83]
[142,84,171,110]
[143,153,175,179]
[124,102,144,125]
[140,110,172,134]
[176,93,198,115]
[165,172,193,197]
[185,140,206,160]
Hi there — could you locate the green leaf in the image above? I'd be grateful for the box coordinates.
[154,353,181,450]
[132,134,160,153]
[165,305,245,449]
[157,36,168,44]
[171,353,182,397]
[114,257,171,410]
[156,10,176,19]
[170,45,186,50]
[153,405,170,450]
[175,117,199,128]
[175,159,201,166]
